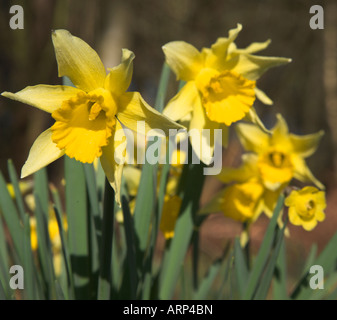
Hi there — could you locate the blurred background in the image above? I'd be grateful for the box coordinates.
[0,0,336,284]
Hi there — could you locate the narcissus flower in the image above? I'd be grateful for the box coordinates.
[199,154,283,224]
[162,24,291,164]
[2,30,182,205]
[236,114,324,191]
[285,186,326,231]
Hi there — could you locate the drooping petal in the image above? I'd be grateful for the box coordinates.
[235,122,269,153]
[104,49,135,97]
[229,53,291,81]
[21,128,65,178]
[162,41,204,81]
[117,92,185,136]
[244,107,271,133]
[292,155,325,189]
[189,95,220,165]
[290,130,324,158]
[163,81,198,121]
[100,121,126,207]
[204,24,242,70]
[1,85,82,113]
[52,29,106,92]
[255,87,273,105]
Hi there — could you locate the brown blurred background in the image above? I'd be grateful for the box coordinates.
[0,0,336,275]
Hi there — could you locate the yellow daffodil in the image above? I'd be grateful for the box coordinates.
[285,186,326,231]
[162,24,291,164]
[199,154,282,223]
[236,114,324,191]
[1,30,183,205]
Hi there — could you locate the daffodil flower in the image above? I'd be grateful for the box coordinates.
[285,186,326,231]
[199,154,282,223]
[236,113,324,190]
[162,24,291,164]
[2,30,183,205]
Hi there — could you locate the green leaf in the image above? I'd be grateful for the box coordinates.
[22,214,38,300]
[34,194,56,299]
[243,195,284,300]
[272,239,288,300]
[7,159,26,222]
[0,171,24,262]
[253,221,287,300]
[159,163,205,299]
[234,237,249,298]
[97,180,115,300]
[64,156,90,299]
[34,168,49,218]
[155,62,171,113]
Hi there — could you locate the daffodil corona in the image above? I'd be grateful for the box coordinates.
[162,24,291,164]
[2,30,182,205]
[285,186,326,231]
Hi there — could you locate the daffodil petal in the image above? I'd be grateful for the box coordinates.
[290,130,324,158]
[255,87,273,105]
[117,92,185,136]
[52,29,106,92]
[230,53,291,81]
[204,24,242,69]
[236,39,271,54]
[1,85,82,113]
[235,122,269,153]
[105,49,135,97]
[21,128,65,178]
[292,156,325,189]
[189,96,220,165]
[244,107,271,133]
[100,121,126,207]
[162,41,204,81]
[163,81,198,121]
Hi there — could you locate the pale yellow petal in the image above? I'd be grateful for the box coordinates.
[236,39,271,54]
[100,121,126,207]
[21,128,65,178]
[104,49,135,97]
[255,87,273,105]
[235,122,269,153]
[244,107,271,133]
[162,41,204,81]
[204,24,242,70]
[2,85,82,113]
[163,81,198,121]
[292,156,325,190]
[290,130,324,158]
[230,53,291,81]
[189,96,220,165]
[117,92,185,136]
[52,29,106,92]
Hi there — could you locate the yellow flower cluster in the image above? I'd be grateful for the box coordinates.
[1,25,327,239]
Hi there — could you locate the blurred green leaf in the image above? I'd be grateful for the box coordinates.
[7,159,26,222]
[243,195,284,300]
[234,237,249,298]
